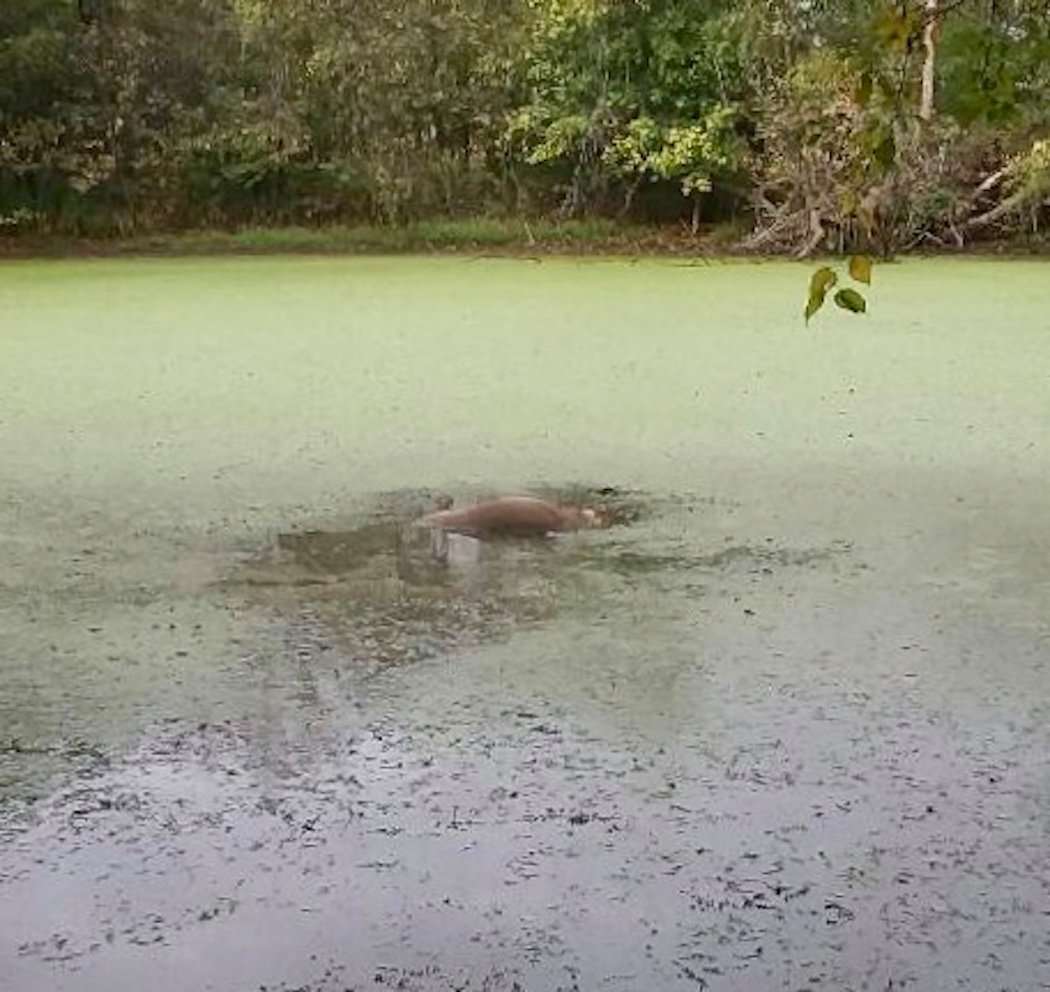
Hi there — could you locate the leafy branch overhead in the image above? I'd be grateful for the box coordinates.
[804,256,873,324]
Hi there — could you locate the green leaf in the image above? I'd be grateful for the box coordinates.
[804,266,838,323]
[809,266,838,296]
[834,288,867,314]
[848,255,873,284]
[805,292,826,323]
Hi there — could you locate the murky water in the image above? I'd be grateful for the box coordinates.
[1,256,1049,990]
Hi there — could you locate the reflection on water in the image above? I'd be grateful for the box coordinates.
[225,487,640,671]
[0,480,860,813]
[3,479,1048,992]
[213,487,856,681]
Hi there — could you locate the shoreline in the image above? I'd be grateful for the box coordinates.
[1,219,1047,262]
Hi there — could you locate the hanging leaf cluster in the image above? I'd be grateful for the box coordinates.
[804,255,872,324]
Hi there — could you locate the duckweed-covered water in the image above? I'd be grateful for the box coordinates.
[1,256,1048,991]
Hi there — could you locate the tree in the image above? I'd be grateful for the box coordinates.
[742,0,1050,254]
[1,0,1047,240]
[505,0,745,221]
[920,0,940,121]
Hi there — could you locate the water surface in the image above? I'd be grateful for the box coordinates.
[1,256,1049,991]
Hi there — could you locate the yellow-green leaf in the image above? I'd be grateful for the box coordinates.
[834,288,867,314]
[804,266,837,323]
[849,254,873,284]
[809,266,837,297]
[804,290,826,323]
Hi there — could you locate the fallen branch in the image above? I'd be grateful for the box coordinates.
[903,229,947,251]
[971,167,1008,199]
[741,207,796,251]
[964,188,1031,231]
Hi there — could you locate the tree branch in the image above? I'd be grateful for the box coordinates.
[964,188,1031,230]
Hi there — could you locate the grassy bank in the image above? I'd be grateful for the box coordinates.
[0,217,1046,261]
[0,217,748,260]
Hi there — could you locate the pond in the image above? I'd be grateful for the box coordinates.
[1,255,1048,990]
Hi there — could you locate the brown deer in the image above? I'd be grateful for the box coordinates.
[418,496,610,539]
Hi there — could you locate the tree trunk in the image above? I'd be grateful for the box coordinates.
[618,177,642,218]
[795,208,826,259]
[920,0,940,122]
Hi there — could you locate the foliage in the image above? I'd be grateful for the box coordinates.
[1,0,1048,245]
[747,2,1050,256]
[804,256,872,323]
[504,0,746,217]
[603,106,740,198]
[1009,139,1050,200]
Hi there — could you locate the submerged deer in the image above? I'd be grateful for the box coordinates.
[417,495,610,540]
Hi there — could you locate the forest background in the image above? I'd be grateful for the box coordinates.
[2,0,1049,255]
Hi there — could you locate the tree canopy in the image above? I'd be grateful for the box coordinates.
[2,0,1048,251]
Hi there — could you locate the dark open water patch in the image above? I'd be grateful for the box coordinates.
[3,669,1049,991]
[214,487,855,678]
